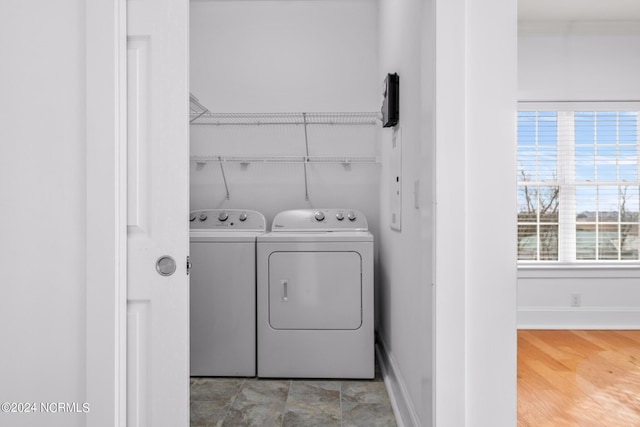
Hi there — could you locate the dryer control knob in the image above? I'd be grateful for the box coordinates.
[348,212,357,221]
[314,211,325,221]
[238,212,248,222]
[218,212,229,222]
[199,213,208,221]
[189,214,196,222]
[336,212,345,221]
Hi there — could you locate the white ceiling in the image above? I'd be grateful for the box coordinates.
[519,0,640,22]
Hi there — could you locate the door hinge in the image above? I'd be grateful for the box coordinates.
[186,256,192,276]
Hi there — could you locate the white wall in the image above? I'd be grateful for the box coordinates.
[190,0,380,235]
[518,26,640,328]
[376,0,434,426]
[453,0,518,425]
[377,0,517,425]
[518,267,640,328]
[519,30,640,101]
[0,2,86,426]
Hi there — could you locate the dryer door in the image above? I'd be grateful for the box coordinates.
[268,251,362,330]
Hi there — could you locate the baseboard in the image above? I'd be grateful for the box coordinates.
[518,307,640,329]
[375,334,422,427]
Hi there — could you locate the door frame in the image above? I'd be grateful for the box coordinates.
[86,0,128,426]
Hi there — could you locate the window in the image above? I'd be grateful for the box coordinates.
[517,104,640,263]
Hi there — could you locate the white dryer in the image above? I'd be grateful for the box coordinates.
[257,209,374,379]
[189,209,266,377]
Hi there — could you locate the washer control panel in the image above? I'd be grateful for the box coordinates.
[190,209,266,231]
[272,209,368,232]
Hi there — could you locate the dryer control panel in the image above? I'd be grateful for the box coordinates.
[190,209,266,231]
[271,209,368,232]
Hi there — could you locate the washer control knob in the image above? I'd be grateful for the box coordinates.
[218,211,229,222]
[314,211,325,222]
[189,214,196,222]
[199,213,208,221]
[348,212,357,221]
[238,212,248,222]
[336,212,345,221]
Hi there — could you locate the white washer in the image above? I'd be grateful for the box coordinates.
[190,209,266,377]
[257,208,374,379]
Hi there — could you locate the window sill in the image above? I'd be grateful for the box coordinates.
[518,262,640,279]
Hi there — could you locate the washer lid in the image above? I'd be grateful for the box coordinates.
[189,209,266,231]
[190,232,261,243]
[271,209,368,232]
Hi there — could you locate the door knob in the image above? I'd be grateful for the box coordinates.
[156,255,177,276]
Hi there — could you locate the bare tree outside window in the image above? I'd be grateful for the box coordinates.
[517,170,559,260]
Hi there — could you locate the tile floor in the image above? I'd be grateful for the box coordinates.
[190,374,397,427]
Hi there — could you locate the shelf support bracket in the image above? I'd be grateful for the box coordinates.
[189,93,210,123]
[218,156,230,200]
[302,112,310,201]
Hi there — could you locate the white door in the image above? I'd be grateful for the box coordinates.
[127,0,189,426]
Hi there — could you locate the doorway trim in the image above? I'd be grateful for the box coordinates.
[86,0,127,425]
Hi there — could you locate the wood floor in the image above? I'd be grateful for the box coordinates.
[518,330,640,426]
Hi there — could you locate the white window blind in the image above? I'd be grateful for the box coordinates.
[517,104,640,263]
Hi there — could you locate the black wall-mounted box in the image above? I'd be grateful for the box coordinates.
[381,73,399,127]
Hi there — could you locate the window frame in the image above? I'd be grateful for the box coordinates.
[517,101,640,266]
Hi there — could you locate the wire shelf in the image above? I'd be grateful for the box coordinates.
[188,95,380,200]
[191,155,380,164]
[189,112,381,126]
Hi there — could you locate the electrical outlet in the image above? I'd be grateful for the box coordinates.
[570,293,581,307]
